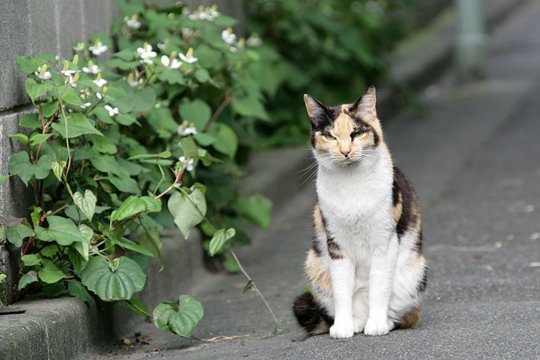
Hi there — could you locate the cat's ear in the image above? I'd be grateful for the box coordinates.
[304,94,330,128]
[350,86,377,119]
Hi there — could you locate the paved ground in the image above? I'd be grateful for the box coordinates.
[99,2,540,359]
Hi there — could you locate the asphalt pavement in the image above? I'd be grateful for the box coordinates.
[99,1,540,359]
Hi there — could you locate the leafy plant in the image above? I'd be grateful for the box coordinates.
[244,0,409,147]
[1,2,276,337]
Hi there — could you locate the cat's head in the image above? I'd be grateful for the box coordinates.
[304,86,382,168]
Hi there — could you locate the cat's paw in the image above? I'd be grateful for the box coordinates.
[353,316,368,333]
[363,318,391,336]
[329,322,355,339]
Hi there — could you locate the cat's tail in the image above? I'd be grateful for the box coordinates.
[293,292,333,335]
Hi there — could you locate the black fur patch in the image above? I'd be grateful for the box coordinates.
[293,292,333,334]
[326,237,343,260]
[417,266,428,293]
[320,210,343,260]
[393,167,416,237]
[311,237,322,256]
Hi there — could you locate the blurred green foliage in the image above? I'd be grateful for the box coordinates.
[245,0,410,147]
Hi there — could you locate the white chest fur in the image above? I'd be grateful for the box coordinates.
[316,152,394,262]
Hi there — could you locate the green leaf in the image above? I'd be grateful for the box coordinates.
[29,133,53,146]
[211,123,238,158]
[68,281,94,304]
[5,223,34,247]
[74,224,93,261]
[179,99,212,130]
[19,114,41,129]
[193,133,216,146]
[91,135,118,154]
[35,216,83,246]
[194,69,210,83]
[232,95,269,121]
[136,224,163,265]
[236,195,273,229]
[21,254,41,266]
[110,196,162,222]
[18,270,38,290]
[38,261,65,284]
[9,133,29,145]
[41,101,59,117]
[209,228,236,256]
[50,161,67,181]
[0,274,6,284]
[80,256,146,301]
[16,55,55,74]
[0,175,8,185]
[153,295,204,337]
[51,113,103,138]
[73,190,97,222]
[167,189,206,239]
[8,152,53,186]
[120,297,149,318]
[26,78,52,102]
[40,245,59,258]
[105,230,154,258]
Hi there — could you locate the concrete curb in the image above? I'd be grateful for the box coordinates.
[0,298,110,360]
[0,1,529,359]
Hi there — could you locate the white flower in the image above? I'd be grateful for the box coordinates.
[93,78,107,87]
[177,123,198,136]
[89,40,108,56]
[80,102,92,109]
[104,105,119,117]
[161,55,182,69]
[157,42,167,51]
[137,43,157,64]
[229,46,238,53]
[61,69,78,76]
[221,28,236,45]
[182,28,194,38]
[96,92,103,100]
[82,64,99,74]
[178,156,194,171]
[247,34,262,47]
[189,6,219,21]
[35,65,52,80]
[125,17,141,30]
[179,48,198,64]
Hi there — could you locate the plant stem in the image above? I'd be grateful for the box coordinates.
[229,249,283,331]
[155,168,184,199]
[204,95,233,132]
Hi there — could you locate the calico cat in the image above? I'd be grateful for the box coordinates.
[293,87,427,338]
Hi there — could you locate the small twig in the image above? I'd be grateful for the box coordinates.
[155,168,185,199]
[229,249,283,331]
[203,95,233,132]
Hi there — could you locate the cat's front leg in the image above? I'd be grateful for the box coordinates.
[329,257,355,339]
[364,233,399,336]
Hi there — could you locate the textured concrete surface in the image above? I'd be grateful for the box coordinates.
[0,297,111,360]
[96,1,540,358]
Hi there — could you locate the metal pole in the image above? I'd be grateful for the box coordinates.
[455,0,487,82]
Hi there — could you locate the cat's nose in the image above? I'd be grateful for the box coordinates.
[340,149,351,157]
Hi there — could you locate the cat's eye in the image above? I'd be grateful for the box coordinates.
[352,127,369,139]
[324,133,335,140]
